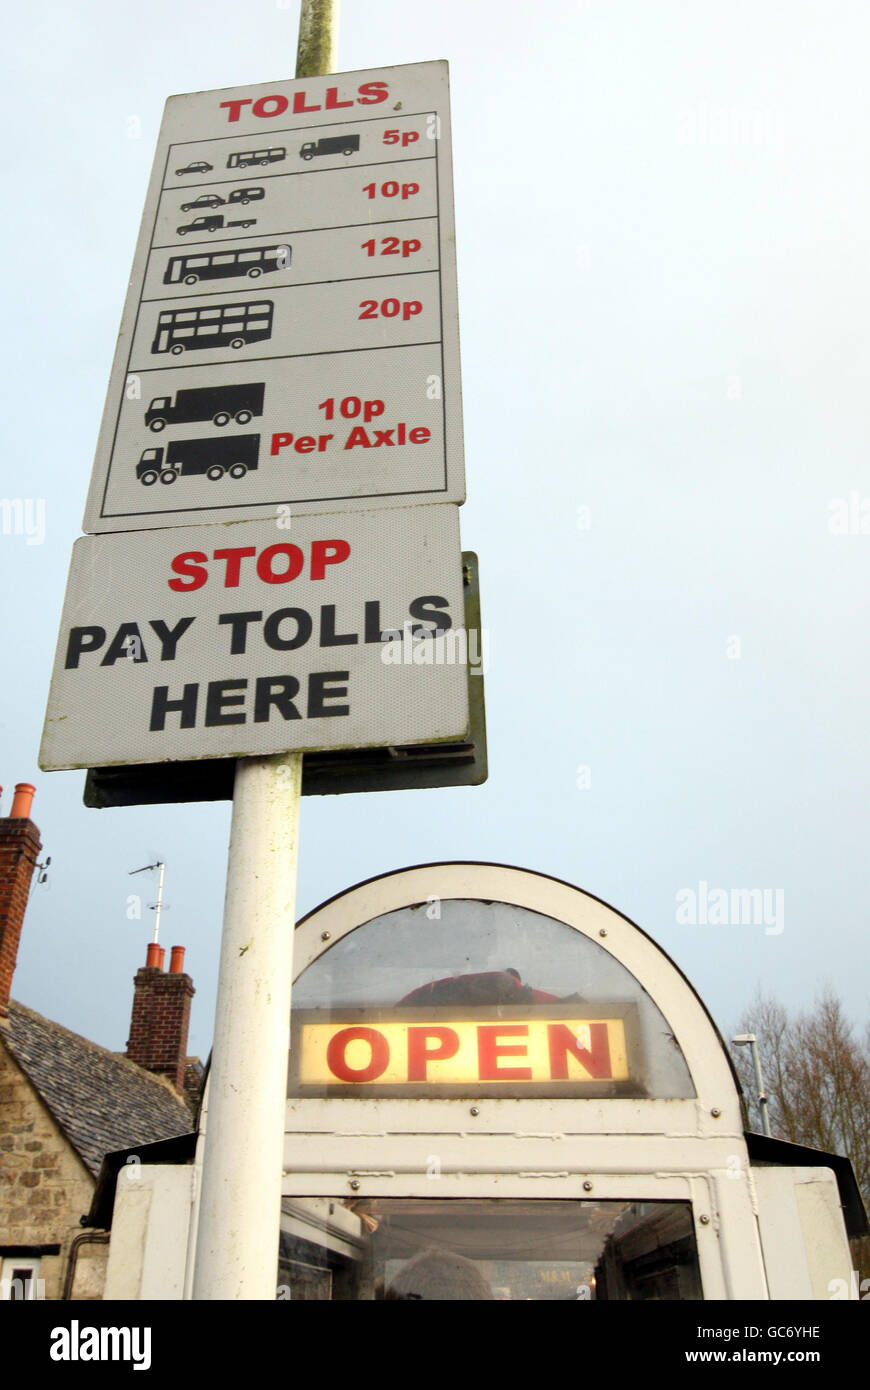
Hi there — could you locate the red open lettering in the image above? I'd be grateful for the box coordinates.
[477,1025,531,1081]
[326,1026,389,1083]
[407,1026,460,1081]
[547,1023,613,1079]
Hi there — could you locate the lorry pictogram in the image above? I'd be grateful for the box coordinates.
[136,434,261,484]
[145,384,265,432]
[300,134,360,159]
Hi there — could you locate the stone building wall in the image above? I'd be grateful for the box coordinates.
[0,1041,107,1299]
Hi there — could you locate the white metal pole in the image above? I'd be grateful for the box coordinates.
[192,0,338,1301]
[193,752,303,1299]
[750,1037,772,1138]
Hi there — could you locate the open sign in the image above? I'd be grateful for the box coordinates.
[289,1008,640,1098]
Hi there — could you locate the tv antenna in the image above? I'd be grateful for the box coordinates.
[28,854,51,901]
[129,860,168,944]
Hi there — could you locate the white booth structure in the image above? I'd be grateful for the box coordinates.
[101,864,865,1300]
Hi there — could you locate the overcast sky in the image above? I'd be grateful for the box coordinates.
[2,1,868,1060]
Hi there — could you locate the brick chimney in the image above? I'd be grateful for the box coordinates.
[0,783,42,1024]
[126,943,194,1094]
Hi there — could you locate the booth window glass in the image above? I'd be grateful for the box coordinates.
[292,900,695,1097]
[278,1199,703,1300]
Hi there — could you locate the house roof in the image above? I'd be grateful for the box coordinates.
[3,1000,194,1179]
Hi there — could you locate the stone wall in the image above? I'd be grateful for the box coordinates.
[0,1040,107,1299]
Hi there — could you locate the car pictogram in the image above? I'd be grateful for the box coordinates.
[180,193,226,211]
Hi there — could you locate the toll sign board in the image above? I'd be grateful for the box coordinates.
[39,505,469,770]
[81,552,487,805]
[82,61,464,534]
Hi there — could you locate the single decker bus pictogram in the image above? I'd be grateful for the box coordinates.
[163,245,291,286]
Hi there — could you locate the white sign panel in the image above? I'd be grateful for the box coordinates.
[83,61,464,533]
[40,506,469,770]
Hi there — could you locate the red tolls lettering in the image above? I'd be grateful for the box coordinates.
[407,1027,460,1081]
[325,86,353,109]
[547,1023,613,1080]
[169,551,208,591]
[256,544,304,584]
[477,1025,532,1081]
[310,539,351,579]
[326,1026,389,1083]
[220,98,253,122]
[221,85,385,121]
[293,90,321,114]
[213,547,257,587]
[357,81,389,105]
[253,94,288,118]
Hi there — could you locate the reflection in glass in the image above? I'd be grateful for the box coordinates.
[278,1199,703,1300]
[293,900,694,1097]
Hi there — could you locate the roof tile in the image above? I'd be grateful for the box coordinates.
[4,1001,194,1177]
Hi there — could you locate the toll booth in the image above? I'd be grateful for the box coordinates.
[101,863,865,1300]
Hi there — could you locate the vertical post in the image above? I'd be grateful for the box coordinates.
[192,0,338,1302]
[192,753,303,1299]
[296,0,339,78]
[152,861,165,945]
[732,1032,773,1139]
[750,1038,772,1138]
[191,0,338,1300]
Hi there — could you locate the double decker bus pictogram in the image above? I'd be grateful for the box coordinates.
[151,300,274,355]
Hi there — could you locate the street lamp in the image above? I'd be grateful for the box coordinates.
[732,1033,772,1137]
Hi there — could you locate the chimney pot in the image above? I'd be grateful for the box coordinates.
[145,942,162,969]
[157,945,166,971]
[127,941,194,1093]
[10,784,36,819]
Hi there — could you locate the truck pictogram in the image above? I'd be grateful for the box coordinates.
[145,384,265,432]
[136,435,261,485]
[300,134,360,159]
